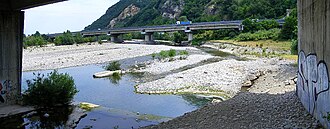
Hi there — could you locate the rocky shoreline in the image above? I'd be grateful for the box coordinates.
[136,42,320,128]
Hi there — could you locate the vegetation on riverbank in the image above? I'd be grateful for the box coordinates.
[152,49,189,60]
[104,61,121,71]
[23,70,78,107]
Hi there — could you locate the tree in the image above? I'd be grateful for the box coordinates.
[74,33,84,44]
[178,16,189,21]
[279,16,297,40]
[23,31,47,47]
[54,30,75,45]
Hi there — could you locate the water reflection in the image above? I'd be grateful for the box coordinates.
[16,55,212,128]
[0,106,72,129]
[181,94,211,107]
[106,74,122,84]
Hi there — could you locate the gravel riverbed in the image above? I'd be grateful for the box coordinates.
[140,42,321,129]
[23,43,196,71]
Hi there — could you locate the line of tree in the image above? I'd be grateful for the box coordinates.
[54,30,111,46]
[23,31,50,48]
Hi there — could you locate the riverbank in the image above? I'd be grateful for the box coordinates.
[141,41,320,129]
[142,67,321,128]
[23,42,196,71]
[21,41,319,128]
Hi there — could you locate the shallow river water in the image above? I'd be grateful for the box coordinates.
[1,55,211,129]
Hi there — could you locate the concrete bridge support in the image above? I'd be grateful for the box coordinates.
[0,11,24,105]
[110,34,123,43]
[187,32,193,42]
[297,0,330,128]
[143,32,155,44]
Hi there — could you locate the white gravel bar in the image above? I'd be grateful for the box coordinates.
[136,58,288,96]
[23,43,197,71]
[137,54,214,74]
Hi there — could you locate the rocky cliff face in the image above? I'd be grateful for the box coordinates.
[85,0,294,30]
[161,0,184,19]
[107,4,140,28]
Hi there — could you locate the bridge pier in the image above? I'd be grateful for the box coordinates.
[110,34,123,43]
[143,32,155,44]
[187,32,193,42]
[0,11,24,105]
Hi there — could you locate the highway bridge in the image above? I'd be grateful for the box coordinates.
[80,19,284,43]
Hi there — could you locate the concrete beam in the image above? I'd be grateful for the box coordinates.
[0,11,24,105]
[0,0,67,10]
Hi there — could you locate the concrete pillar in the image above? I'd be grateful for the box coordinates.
[110,34,123,43]
[0,11,24,105]
[143,32,155,44]
[187,33,193,42]
[297,0,330,128]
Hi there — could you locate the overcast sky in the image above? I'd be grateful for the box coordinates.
[24,0,119,35]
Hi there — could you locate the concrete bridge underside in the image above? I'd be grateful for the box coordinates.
[0,0,66,105]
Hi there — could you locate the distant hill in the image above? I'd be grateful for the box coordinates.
[84,0,297,31]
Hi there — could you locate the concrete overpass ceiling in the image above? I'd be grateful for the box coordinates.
[0,0,66,10]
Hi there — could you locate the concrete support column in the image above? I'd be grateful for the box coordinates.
[143,32,155,44]
[0,11,24,105]
[187,33,193,42]
[110,34,123,43]
[297,0,330,128]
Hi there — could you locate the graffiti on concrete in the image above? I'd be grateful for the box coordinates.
[0,80,12,103]
[297,51,330,126]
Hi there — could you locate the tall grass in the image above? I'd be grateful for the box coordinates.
[235,28,280,41]
[104,61,121,71]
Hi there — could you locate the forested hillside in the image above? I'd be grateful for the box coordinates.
[85,0,296,30]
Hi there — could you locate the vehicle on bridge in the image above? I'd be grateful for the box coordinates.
[176,21,192,25]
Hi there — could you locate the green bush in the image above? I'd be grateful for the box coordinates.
[23,31,47,47]
[159,50,169,59]
[104,61,121,71]
[74,33,84,44]
[54,30,75,46]
[235,28,280,41]
[123,33,133,40]
[173,32,187,43]
[168,49,177,57]
[279,15,298,40]
[179,50,189,55]
[23,70,78,107]
[291,39,298,55]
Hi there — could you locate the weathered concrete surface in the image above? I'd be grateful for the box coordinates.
[0,104,34,118]
[297,0,330,128]
[0,11,24,105]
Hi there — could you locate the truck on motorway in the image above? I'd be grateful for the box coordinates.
[176,21,192,25]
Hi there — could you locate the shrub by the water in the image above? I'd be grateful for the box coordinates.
[159,50,169,58]
[104,61,121,71]
[23,70,78,107]
[168,49,177,57]
[179,50,189,55]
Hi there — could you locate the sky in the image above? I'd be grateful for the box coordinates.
[24,0,119,35]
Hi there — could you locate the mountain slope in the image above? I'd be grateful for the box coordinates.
[84,0,296,31]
